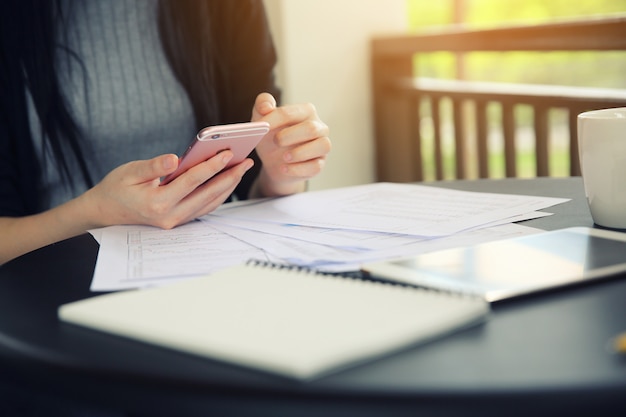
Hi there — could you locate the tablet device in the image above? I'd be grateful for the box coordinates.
[362,227,626,302]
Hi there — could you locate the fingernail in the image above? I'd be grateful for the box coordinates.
[261,101,274,113]
[245,160,254,171]
[163,155,176,169]
[221,151,233,163]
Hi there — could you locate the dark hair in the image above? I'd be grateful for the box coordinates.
[1,0,276,214]
[1,0,239,186]
[3,0,94,187]
[158,0,279,127]
[158,0,224,129]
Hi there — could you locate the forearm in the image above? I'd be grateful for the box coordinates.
[0,151,269,264]
[0,195,99,265]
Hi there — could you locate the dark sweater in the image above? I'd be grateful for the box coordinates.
[0,0,280,216]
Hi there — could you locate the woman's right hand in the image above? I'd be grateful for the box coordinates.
[81,151,254,230]
[0,151,253,265]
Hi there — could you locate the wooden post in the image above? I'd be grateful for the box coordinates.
[371,48,415,182]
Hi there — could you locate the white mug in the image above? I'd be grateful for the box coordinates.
[578,107,626,229]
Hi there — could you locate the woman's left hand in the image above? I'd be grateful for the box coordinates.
[250,92,331,197]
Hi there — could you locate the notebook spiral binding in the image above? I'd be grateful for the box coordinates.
[247,259,364,280]
[245,259,483,299]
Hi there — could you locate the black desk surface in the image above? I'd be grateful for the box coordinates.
[1,177,625,416]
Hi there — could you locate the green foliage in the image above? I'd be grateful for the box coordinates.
[408,0,626,88]
[408,0,626,27]
[406,0,626,180]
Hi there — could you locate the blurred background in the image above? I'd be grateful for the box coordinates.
[263,0,626,190]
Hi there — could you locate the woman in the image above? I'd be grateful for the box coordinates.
[0,0,331,265]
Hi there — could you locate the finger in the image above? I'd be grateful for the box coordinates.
[260,102,318,132]
[281,157,326,179]
[184,184,239,223]
[168,186,234,227]
[168,159,254,221]
[127,154,178,184]
[283,136,332,164]
[274,119,330,148]
[251,92,277,120]
[162,151,234,201]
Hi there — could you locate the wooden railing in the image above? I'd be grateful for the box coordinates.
[371,15,626,182]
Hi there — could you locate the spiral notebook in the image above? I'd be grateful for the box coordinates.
[58,261,489,380]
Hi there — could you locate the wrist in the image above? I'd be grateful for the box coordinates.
[66,188,110,231]
[249,170,307,199]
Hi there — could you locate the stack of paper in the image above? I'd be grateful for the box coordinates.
[90,182,569,291]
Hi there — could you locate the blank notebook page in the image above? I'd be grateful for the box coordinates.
[59,262,489,380]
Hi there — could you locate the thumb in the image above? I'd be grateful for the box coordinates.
[251,92,276,121]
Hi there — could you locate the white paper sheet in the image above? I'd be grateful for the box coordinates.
[203,210,552,251]
[90,221,275,291]
[208,221,544,271]
[89,183,569,291]
[213,182,568,236]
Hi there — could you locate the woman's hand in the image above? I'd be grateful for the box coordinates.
[250,93,331,198]
[0,151,254,265]
[81,151,254,230]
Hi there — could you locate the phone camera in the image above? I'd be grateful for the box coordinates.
[211,134,221,139]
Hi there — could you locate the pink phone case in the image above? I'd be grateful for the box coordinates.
[161,121,270,185]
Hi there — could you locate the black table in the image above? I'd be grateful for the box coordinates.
[1,177,625,416]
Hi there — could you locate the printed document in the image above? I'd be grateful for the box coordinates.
[90,182,569,291]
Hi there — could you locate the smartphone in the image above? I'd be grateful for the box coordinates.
[160,121,270,185]
[362,227,626,302]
